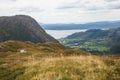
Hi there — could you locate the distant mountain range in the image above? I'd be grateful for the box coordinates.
[0,15,58,43]
[41,21,120,30]
[59,27,120,54]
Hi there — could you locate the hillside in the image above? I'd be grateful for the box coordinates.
[0,15,58,43]
[42,21,120,30]
[59,27,120,54]
[0,41,120,80]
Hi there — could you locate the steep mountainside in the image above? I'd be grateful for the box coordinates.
[59,28,120,54]
[0,15,58,43]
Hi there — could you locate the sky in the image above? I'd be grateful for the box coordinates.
[0,0,120,23]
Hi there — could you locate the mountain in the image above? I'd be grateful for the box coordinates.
[42,21,120,30]
[59,27,120,54]
[0,15,58,43]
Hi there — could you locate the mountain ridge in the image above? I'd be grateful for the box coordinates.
[0,15,58,43]
[59,27,120,54]
[42,20,120,30]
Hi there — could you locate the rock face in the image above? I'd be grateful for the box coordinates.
[0,15,58,43]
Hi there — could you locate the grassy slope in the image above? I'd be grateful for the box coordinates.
[59,28,120,53]
[0,41,120,80]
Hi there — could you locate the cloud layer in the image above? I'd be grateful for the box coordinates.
[58,0,120,10]
[0,0,120,23]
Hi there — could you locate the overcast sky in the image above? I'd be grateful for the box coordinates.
[0,0,120,23]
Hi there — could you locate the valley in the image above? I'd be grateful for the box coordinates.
[59,28,120,54]
[0,15,119,80]
[0,0,120,79]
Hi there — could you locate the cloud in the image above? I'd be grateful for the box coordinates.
[104,0,119,2]
[18,7,44,13]
[0,0,120,23]
[57,0,120,11]
[0,0,17,3]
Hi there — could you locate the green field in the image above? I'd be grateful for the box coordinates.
[59,38,109,53]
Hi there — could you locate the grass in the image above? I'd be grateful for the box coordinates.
[1,55,119,80]
[80,45,109,52]
[0,40,120,80]
[18,56,119,80]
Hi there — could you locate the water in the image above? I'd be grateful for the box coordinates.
[45,29,87,39]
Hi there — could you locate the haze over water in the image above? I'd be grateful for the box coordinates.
[45,29,87,39]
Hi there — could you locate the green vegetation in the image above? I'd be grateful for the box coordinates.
[0,40,120,80]
[59,38,109,53]
[59,28,120,54]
